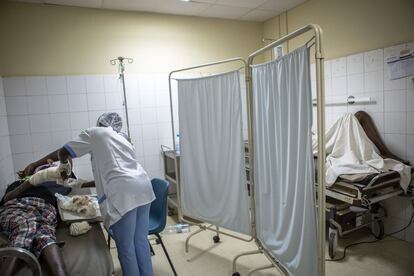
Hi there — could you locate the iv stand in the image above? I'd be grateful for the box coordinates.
[110,56,134,141]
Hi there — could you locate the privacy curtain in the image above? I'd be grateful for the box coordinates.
[177,71,251,234]
[252,46,318,275]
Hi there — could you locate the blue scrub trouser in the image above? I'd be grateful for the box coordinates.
[110,204,153,276]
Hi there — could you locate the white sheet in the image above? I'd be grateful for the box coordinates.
[177,70,251,234]
[252,46,318,276]
[313,113,412,192]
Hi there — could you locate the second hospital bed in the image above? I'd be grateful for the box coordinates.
[321,111,413,259]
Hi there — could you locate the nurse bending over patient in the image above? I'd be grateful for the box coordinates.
[21,112,156,276]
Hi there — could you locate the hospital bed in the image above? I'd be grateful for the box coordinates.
[322,111,413,258]
[0,187,114,276]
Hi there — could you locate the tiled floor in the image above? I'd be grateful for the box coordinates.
[109,217,414,276]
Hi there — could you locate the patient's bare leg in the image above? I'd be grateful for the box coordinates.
[40,244,68,276]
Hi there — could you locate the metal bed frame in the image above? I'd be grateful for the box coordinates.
[0,247,42,276]
[325,169,413,258]
[168,58,255,256]
[326,171,404,206]
[168,24,325,276]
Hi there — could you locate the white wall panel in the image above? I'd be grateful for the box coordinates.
[3,74,177,183]
[0,77,15,196]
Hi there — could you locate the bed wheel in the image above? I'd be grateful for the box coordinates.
[328,232,337,259]
[232,272,241,276]
[213,235,220,243]
[372,220,385,240]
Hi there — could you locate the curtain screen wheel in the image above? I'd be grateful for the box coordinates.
[213,235,220,243]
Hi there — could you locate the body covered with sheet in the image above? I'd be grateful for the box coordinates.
[313,113,412,192]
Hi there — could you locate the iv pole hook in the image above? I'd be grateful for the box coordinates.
[110,56,134,141]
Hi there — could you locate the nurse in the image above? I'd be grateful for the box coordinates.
[21,112,155,276]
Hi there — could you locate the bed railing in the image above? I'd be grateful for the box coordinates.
[0,247,42,276]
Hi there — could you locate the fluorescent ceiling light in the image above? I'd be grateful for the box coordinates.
[178,0,192,2]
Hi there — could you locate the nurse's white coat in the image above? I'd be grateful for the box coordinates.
[64,126,155,228]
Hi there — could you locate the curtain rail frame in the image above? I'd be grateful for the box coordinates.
[246,24,326,276]
[167,58,254,249]
[167,23,325,276]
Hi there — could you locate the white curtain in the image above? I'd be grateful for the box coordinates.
[177,71,251,234]
[252,46,318,275]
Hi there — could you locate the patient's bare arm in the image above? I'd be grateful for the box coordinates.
[20,147,72,178]
[81,181,96,188]
[20,149,60,177]
[3,181,33,202]
[57,147,70,163]
[5,163,73,202]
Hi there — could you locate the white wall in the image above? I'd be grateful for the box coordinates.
[0,77,15,196]
[1,69,247,182]
[2,73,177,182]
[311,41,414,244]
[0,2,263,76]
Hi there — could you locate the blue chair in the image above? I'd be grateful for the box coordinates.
[148,178,177,276]
[107,178,177,276]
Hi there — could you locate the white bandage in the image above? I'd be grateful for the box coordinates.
[29,167,61,186]
[64,178,88,188]
[58,161,72,177]
[55,194,97,217]
[69,221,92,236]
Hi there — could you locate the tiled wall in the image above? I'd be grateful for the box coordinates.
[311,42,414,244]
[0,77,15,196]
[4,54,411,243]
[1,70,246,190]
[2,74,176,183]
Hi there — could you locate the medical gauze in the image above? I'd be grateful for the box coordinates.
[29,167,62,186]
[70,221,92,236]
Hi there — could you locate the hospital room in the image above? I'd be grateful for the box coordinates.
[0,0,413,275]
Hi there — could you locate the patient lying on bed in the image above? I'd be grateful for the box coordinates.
[313,112,412,192]
[0,166,74,276]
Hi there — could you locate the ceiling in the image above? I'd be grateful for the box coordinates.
[10,0,306,22]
